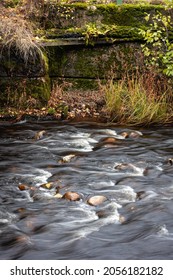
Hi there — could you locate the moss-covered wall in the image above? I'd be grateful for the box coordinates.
[0,46,51,106]
[47,42,143,79]
[0,3,172,105]
[40,3,165,30]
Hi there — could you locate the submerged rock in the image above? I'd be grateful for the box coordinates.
[119,215,126,224]
[54,193,63,199]
[93,137,122,150]
[120,130,143,139]
[87,195,107,206]
[59,154,76,163]
[62,191,81,201]
[34,130,46,140]
[40,180,60,190]
[136,191,146,200]
[167,158,173,165]
[120,132,129,138]
[18,184,36,191]
[40,182,54,189]
[114,163,135,172]
[99,136,121,144]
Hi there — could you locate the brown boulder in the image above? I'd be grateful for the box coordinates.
[18,184,36,191]
[87,195,107,206]
[120,131,142,139]
[93,137,122,150]
[62,191,81,201]
[34,130,46,140]
[59,154,76,163]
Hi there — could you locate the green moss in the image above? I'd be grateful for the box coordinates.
[41,51,49,73]
[96,4,164,27]
[0,45,50,107]
[0,76,51,107]
[28,76,51,104]
[47,42,143,90]
[40,3,166,32]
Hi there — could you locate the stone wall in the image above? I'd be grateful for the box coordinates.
[0,3,169,106]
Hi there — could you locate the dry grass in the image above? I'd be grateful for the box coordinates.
[0,3,42,64]
[101,72,173,125]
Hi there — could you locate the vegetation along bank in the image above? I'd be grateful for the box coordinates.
[1,0,173,125]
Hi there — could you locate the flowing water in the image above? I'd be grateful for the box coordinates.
[0,120,173,260]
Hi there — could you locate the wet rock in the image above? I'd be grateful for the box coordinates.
[40,180,60,190]
[58,154,76,163]
[119,215,126,224]
[34,130,46,140]
[120,130,143,139]
[120,132,129,138]
[136,191,146,200]
[114,163,135,172]
[62,191,81,201]
[54,193,63,199]
[32,192,52,201]
[18,184,28,191]
[93,137,122,150]
[129,131,143,138]
[96,210,109,219]
[99,137,120,144]
[15,208,26,213]
[18,184,36,191]
[167,158,173,165]
[40,182,54,189]
[87,195,107,206]
[114,162,146,175]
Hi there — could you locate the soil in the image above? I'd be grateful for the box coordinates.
[0,90,111,124]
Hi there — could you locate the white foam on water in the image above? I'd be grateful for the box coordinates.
[69,201,121,239]
[118,186,137,203]
[153,225,173,241]
[15,192,33,202]
[33,169,52,186]
[68,138,93,151]
[70,132,91,139]
[88,180,115,188]
[0,211,16,225]
[19,168,52,186]
[132,165,146,175]
[97,129,117,136]
[157,224,169,237]
[156,165,163,171]
[140,190,158,201]
[0,219,9,224]
[53,201,121,245]
[70,132,98,144]
[159,186,173,200]
[113,162,145,176]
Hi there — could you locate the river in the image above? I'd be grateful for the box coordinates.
[0,120,173,260]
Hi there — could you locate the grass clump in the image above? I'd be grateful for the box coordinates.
[0,2,43,65]
[102,72,173,125]
[0,18,41,64]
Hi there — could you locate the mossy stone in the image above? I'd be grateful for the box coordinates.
[0,76,51,107]
[47,42,142,81]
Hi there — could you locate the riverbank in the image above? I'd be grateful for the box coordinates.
[1,87,173,126]
[0,89,110,123]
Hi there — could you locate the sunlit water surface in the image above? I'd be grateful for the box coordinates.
[0,120,173,260]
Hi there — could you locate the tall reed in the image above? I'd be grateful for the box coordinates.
[102,72,173,125]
